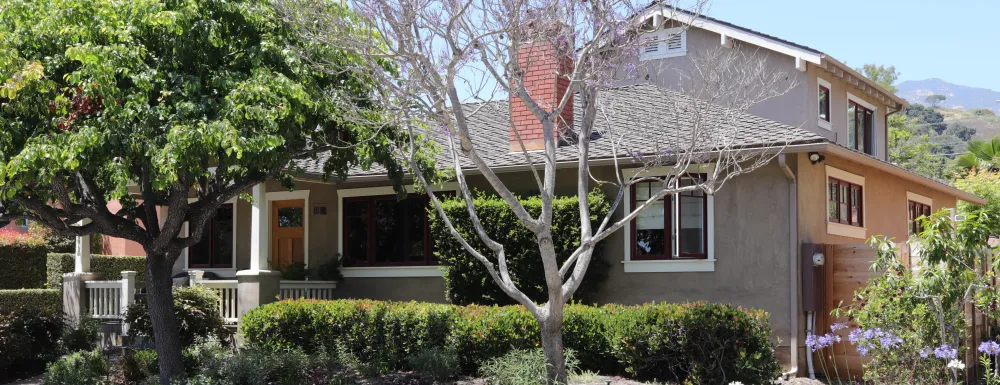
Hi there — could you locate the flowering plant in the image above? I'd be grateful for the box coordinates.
[981,340,1000,385]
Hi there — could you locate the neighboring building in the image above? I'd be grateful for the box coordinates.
[94,6,983,376]
[0,218,30,234]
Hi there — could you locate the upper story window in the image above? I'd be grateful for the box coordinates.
[631,174,709,260]
[343,194,437,267]
[817,78,832,130]
[848,94,877,156]
[639,28,686,61]
[828,177,863,227]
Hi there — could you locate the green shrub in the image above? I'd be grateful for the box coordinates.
[429,191,610,305]
[124,285,229,347]
[46,253,146,289]
[241,299,780,383]
[0,306,62,380]
[61,315,100,353]
[407,347,460,383]
[316,256,344,282]
[281,262,308,280]
[0,289,62,316]
[479,349,579,385]
[0,232,48,289]
[120,349,159,385]
[43,349,109,385]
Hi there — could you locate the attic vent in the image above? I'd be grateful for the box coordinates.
[639,27,686,61]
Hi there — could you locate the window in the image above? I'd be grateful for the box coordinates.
[639,28,686,61]
[631,175,708,260]
[909,200,932,235]
[848,99,875,156]
[15,218,29,230]
[189,204,234,268]
[828,178,863,227]
[342,194,436,267]
[817,78,831,130]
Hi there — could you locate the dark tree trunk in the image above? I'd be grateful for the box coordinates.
[145,251,185,385]
[539,316,567,385]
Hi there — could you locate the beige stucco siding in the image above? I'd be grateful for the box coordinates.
[806,66,891,161]
[796,152,958,245]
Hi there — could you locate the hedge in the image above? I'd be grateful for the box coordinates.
[429,191,610,305]
[46,253,146,288]
[0,289,62,316]
[0,232,49,289]
[0,299,62,380]
[240,300,781,384]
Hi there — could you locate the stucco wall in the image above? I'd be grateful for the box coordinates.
[806,66,891,160]
[796,152,958,245]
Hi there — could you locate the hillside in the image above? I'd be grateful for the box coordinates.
[936,107,1000,140]
[898,78,1000,113]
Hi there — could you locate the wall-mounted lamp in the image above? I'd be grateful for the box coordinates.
[812,252,825,266]
[808,152,825,165]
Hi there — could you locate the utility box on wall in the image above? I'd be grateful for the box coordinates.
[801,243,826,313]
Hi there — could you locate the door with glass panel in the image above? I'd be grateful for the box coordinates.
[271,199,305,270]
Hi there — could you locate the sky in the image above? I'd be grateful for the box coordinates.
[703,0,1000,92]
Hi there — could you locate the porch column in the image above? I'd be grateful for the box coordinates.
[236,183,281,319]
[65,219,95,325]
[74,220,91,273]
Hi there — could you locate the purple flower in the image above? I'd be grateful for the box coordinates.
[848,328,863,344]
[857,343,871,357]
[919,347,932,358]
[831,322,848,332]
[935,345,958,360]
[979,341,1000,356]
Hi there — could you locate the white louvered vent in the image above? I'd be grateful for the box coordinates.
[640,28,686,61]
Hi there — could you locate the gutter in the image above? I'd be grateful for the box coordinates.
[778,154,799,378]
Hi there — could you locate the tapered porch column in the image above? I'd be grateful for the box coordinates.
[236,183,281,318]
[65,219,96,325]
[74,220,91,273]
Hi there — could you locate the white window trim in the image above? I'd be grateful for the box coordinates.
[817,78,833,131]
[266,189,311,268]
[622,166,715,273]
[337,183,458,278]
[183,197,239,273]
[825,166,867,240]
[639,27,687,61]
[847,92,878,157]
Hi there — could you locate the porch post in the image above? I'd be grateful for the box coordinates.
[120,271,136,336]
[74,220,91,273]
[236,183,281,319]
[64,220,95,325]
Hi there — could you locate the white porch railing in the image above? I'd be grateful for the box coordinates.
[190,274,240,324]
[279,281,338,300]
[83,271,138,321]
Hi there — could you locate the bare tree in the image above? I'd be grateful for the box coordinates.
[278,0,798,382]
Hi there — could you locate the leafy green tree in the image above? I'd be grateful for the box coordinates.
[926,94,947,107]
[888,114,946,179]
[857,63,900,93]
[904,104,947,135]
[0,0,411,383]
[944,122,976,141]
[954,169,1000,233]
[971,108,996,117]
[956,137,1000,171]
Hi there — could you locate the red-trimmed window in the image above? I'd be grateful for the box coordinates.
[908,200,932,235]
[828,178,863,227]
[848,100,875,155]
[343,194,437,266]
[819,85,831,123]
[631,174,709,260]
[189,204,234,268]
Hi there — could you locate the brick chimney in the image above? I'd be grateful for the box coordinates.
[509,40,574,152]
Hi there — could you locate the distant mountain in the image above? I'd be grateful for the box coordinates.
[897,78,1000,112]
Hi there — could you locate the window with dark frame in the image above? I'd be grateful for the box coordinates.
[828,178,863,227]
[342,194,438,267]
[848,100,875,155]
[818,85,831,122]
[908,200,932,235]
[188,204,234,268]
[630,174,709,260]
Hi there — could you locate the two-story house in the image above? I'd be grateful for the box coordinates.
[91,5,982,375]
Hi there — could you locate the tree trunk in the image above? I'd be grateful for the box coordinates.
[145,252,185,385]
[539,316,567,385]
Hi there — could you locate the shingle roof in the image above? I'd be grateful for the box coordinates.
[294,83,824,179]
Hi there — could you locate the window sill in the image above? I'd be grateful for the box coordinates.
[622,259,715,273]
[818,119,832,131]
[827,222,867,239]
[341,266,443,278]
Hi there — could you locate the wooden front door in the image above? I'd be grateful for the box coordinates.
[271,199,305,270]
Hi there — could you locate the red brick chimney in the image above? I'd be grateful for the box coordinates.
[509,40,574,152]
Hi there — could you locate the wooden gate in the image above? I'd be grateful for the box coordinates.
[818,243,879,381]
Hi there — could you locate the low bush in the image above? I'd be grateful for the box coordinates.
[429,191,610,305]
[407,347,460,383]
[241,299,780,384]
[61,315,101,353]
[0,231,48,289]
[47,253,146,289]
[479,349,579,385]
[43,349,109,385]
[0,306,62,380]
[0,288,62,315]
[124,285,229,347]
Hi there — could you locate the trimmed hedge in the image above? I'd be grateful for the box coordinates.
[0,289,62,316]
[429,191,610,305]
[0,303,62,381]
[46,253,146,288]
[0,232,49,289]
[241,300,781,384]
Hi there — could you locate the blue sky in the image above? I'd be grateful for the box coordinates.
[704,0,1000,92]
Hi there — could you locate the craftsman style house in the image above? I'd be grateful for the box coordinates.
[79,6,981,375]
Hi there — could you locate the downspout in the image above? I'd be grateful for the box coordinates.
[778,153,800,378]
